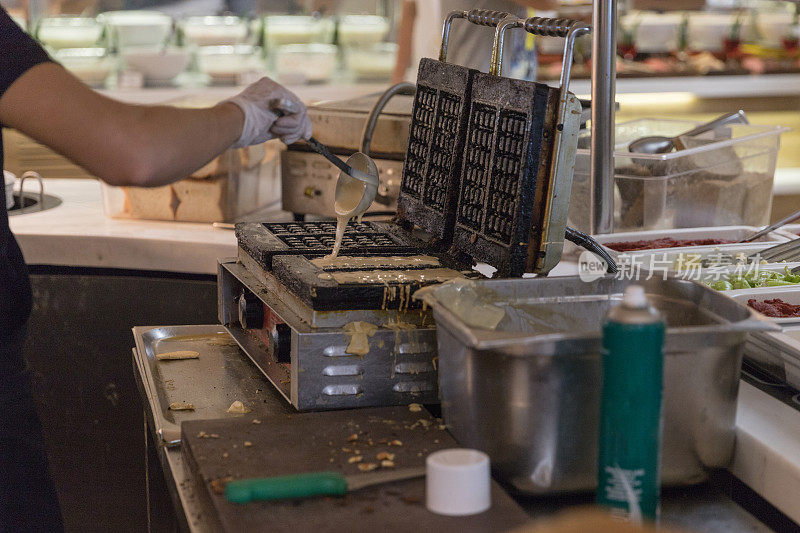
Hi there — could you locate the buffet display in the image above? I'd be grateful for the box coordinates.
[11,12,394,88]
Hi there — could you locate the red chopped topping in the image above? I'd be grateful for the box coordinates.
[605,238,735,252]
[747,298,800,318]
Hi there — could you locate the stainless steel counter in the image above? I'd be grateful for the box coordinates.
[133,329,781,532]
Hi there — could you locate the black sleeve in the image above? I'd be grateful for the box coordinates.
[0,7,52,99]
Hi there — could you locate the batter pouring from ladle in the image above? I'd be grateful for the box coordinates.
[322,151,379,262]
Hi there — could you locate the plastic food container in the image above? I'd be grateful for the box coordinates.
[417,276,774,494]
[37,16,104,49]
[101,141,281,223]
[274,44,337,84]
[569,119,789,233]
[180,16,249,46]
[345,43,397,79]
[753,11,797,48]
[621,11,683,54]
[337,15,389,46]
[196,45,264,84]
[121,46,189,85]
[99,10,173,50]
[687,13,736,53]
[263,15,333,47]
[53,48,116,87]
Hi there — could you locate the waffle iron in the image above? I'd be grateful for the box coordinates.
[220,10,592,411]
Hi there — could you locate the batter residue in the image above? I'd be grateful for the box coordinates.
[312,255,441,270]
[343,321,379,356]
[319,268,465,285]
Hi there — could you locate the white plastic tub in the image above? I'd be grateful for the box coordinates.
[569,119,789,233]
[100,10,173,50]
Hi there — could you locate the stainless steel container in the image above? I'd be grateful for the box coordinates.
[418,276,776,494]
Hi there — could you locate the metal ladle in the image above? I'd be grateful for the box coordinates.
[628,110,749,154]
[268,98,379,219]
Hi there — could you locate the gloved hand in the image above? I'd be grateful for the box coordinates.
[223,77,312,148]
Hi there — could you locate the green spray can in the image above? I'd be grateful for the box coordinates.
[596,284,665,523]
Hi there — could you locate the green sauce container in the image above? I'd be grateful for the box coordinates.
[596,284,665,523]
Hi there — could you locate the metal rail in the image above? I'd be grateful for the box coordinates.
[590,0,617,234]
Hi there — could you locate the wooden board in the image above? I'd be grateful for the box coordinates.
[182,407,531,532]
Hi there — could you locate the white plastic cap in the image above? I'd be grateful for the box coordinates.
[426,448,491,516]
[623,285,648,309]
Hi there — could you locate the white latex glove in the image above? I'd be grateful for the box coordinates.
[223,77,312,148]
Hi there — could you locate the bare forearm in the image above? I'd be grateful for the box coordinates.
[0,62,243,187]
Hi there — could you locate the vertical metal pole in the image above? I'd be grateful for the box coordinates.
[590,0,616,234]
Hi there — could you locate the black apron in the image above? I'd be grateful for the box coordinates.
[0,8,64,531]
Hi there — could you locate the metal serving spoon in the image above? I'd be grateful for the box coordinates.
[628,110,749,154]
[269,98,378,219]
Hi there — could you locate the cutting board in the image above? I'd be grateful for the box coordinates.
[182,406,531,532]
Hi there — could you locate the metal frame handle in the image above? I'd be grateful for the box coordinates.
[439,9,512,63]
[360,82,417,206]
[18,171,45,214]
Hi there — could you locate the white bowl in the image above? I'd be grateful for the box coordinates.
[53,48,116,86]
[274,43,337,84]
[100,10,173,49]
[122,46,189,84]
[4,171,15,210]
[181,16,248,46]
[196,45,264,83]
[37,16,104,49]
[264,15,332,47]
[345,43,397,79]
[337,15,389,46]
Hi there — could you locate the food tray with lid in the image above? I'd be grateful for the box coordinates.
[417,276,775,494]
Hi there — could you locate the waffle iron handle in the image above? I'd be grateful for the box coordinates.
[439,9,512,63]
[359,82,416,206]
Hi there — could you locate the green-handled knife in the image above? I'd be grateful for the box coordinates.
[226,467,426,504]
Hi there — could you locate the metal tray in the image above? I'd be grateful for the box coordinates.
[745,325,800,390]
[132,325,274,445]
[728,286,800,325]
[417,276,775,494]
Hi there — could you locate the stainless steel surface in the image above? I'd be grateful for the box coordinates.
[218,258,440,411]
[742,208,800,243]
[628,110,749,155]
[590,0,616,235]
[419,276,776,494]
[146,361,776,533]
[132,324,274,445]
